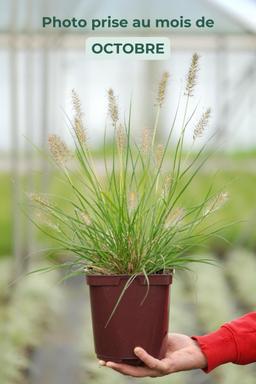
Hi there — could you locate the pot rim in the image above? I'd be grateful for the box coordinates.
[84,270,174,278]
[86,272,173,286]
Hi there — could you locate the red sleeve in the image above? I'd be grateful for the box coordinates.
[191,312,256,373]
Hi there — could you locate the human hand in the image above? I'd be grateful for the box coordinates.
[99,333,207,377]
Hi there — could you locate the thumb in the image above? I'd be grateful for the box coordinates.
[134,347,163,370]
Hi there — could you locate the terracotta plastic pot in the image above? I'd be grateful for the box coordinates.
[86,273,172,365]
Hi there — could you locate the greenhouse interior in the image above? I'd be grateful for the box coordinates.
[0,0,256,383]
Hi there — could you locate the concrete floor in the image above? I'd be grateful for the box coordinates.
[29,275,88,384]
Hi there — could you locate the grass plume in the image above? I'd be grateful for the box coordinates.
[108,88,119,125]
[193,108,211,141]
[156,71,170,107]
[185,53,200,97]
[204,192,229,216]
[31,54,230,276]
[72,90,86,144]
[48,134,70,167]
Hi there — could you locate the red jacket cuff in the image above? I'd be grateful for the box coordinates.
[191,326,238,373]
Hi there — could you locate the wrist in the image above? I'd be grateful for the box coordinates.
[191,339,208,369]
[192,326,237,373]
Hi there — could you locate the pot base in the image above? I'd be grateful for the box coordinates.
[98,355,144,366]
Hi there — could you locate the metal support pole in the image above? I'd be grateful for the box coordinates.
[22,0,34,271]
[10,0,22,279]
[215,35,229,146]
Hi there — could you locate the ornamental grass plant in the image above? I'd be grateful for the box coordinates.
[29,54,229,277]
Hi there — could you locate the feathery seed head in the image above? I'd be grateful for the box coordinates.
[156,144,164,166]
[74,117,86,144]
[108,88,119,125]
[141,128,151,154]
[36,212,61,232]
[157,71,170,107]
[193,108,211,141]
[161,175,172,199]
[45,221,61,232]
[48,134,70,166]
[165,207,186,229]
[185,53,200,97]
[116,123,126,151]
[28,193,51,208]
[204,192,229,216]
[72,89,83,120]
[71,90,86,144]
[80,211,92,226]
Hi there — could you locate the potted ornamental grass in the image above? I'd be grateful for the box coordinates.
[29,54,229,365]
